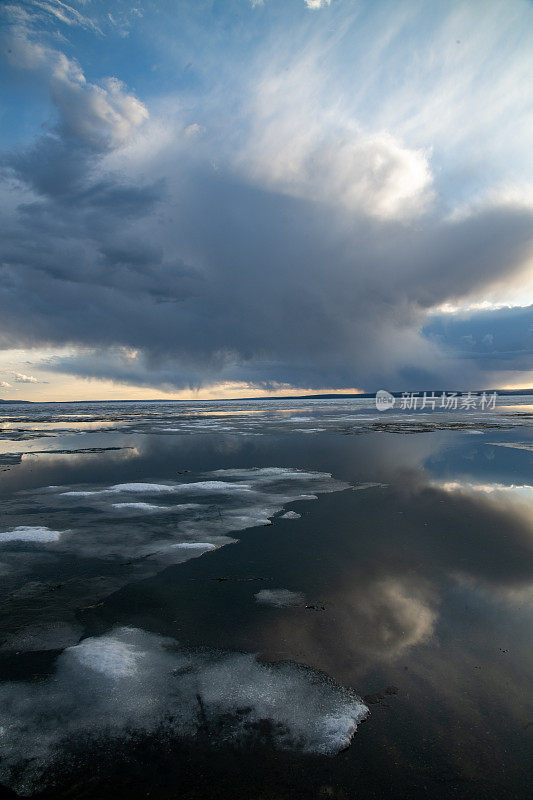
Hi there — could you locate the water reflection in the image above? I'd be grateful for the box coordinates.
[0,423,531,797]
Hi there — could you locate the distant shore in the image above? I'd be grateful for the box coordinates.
[1,388,533,405]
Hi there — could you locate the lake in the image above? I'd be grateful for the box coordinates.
[0,396,532,798]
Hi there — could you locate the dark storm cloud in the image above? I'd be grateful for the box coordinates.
[425,304,533,370]
[2,139,533,389]
[1,3,533,391]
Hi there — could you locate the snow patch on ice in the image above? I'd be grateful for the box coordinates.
[0,526,65,544]
[255,589,305,607]
[0,626,368,794]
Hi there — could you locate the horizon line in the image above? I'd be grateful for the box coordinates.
[2,388,533,404]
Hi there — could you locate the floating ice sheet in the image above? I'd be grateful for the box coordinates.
[1,395,530,444]
[487,442,533,451]
[0,468,351,652]
[0,626,368,795]
[0,526,65,544]
[255,589,305,607]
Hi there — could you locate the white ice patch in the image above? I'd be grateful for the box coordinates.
[292,428,327,433]
[110,502,202,513]
[280,511,301,519]
[49,469,348,566]
[172,480,253,494]
[61,482,178,496]
[0,526,65,544]
[111,502,173,512]
[71,635,145,678]
[61,480,253,497]
[5,468,351,623]
[172,542,217,550]
[255,589,305,607]
[211,468,335,484]
[487,442,533,451]
[0,627,368,794]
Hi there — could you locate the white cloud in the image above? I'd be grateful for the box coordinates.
[184,122,204,139]
[240,53,433,219]
[0,381,11,388]
[5,30,148,151]
[52,73,149,150]
[305,0,331,8]
[245,125,432,219]
[13,372,38,383]
[29,0,101,32]
[2,1,102,33]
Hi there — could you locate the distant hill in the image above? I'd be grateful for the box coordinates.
[287,389,533,400]
[0,398,33,404]
[230,389,533,400]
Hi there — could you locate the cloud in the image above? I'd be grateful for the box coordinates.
[15,166,530,392]
[305,0,331,9]
[183,122,204,139]
[0,381,11,388]
[13,372,39,383]
[0,0,532,392]
[241,120,433,220]
[3,1,102,33]
[4,31,148,153]
[424,304,533,372]
[31,0,101,32]
[239,31,434,220]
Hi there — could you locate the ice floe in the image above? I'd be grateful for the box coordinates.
[61,480,254,497]
[255,589,305,607]
[111,502,202,513]
[0,626,368,795]
[487,442,533,452]
[172,542,218,550]
[0,526,65,544]
[0,468,351,652]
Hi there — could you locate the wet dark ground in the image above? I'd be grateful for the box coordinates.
[0,404,532,799]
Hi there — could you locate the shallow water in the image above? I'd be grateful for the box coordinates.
[0,398,532,798]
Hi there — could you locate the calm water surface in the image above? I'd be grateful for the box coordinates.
[0,398,532,798]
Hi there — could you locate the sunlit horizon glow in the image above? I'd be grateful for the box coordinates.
[0,374,367,403]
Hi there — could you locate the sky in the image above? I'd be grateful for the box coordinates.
[0,0,532,401]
